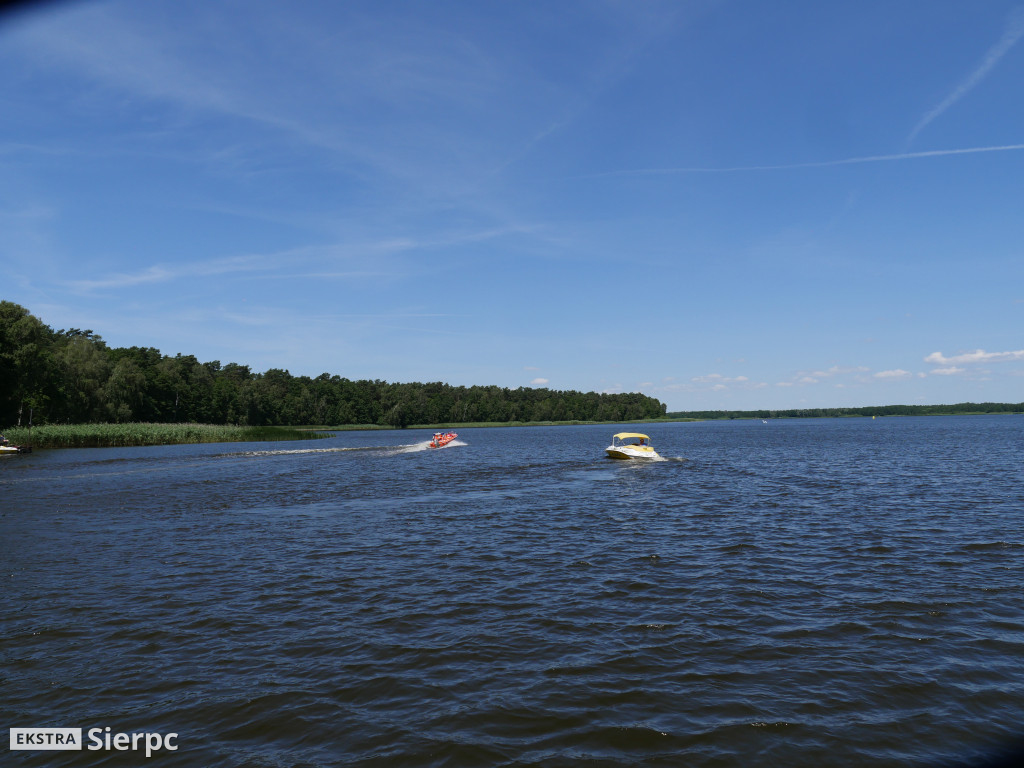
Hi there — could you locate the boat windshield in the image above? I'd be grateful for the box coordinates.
[613,432,649,442]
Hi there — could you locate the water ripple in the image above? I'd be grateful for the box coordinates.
[2,418,1023,766]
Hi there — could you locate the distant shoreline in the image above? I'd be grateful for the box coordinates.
[5,407,1020,450]
[662,402,1024,421]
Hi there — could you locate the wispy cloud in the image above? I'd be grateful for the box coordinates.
[531,377,549,386]
[270,271,394,280]
[658,373,763,394]
[686,374,759,393]
[907,7,1024,144]
[691,373,749,384]
[925,349,1024,365]
[64,256,273,293]
[594,144,1024,177]
[809,365,870,378]
[61,229,476,294]
[6,3,517,194]
[68,266,174,291]
[774,365,872,388]
[874,369,912,379]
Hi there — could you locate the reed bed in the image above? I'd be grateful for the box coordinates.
[2,423,324,449]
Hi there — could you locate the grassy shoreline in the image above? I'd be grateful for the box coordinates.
[2,423,324,449]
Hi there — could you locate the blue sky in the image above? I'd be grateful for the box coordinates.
[2,0,1022,411]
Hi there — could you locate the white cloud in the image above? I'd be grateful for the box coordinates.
[925,349,1024,365]
[531,377,549,386]
[931,366,966,376]
[811,365,870,378]
[874,369,912,379]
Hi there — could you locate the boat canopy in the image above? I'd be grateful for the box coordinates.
[613,433,650,441]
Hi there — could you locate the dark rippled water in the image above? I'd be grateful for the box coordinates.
[3,416,1023,767]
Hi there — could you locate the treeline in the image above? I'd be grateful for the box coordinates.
[0,301,666,428]
[666,403,1024,420]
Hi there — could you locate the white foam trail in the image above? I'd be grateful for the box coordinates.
[398,439,468,453]
[398,441,433,453]
[237,446,374,456]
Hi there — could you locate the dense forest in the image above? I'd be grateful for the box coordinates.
[667,403,1024,419]
[0,301,666,428]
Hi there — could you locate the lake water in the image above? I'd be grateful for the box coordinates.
[2,416,1023,767]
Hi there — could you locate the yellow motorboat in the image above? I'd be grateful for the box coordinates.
[605,432,659,460]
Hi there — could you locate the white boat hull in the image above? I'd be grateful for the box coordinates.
[606,445,660,460]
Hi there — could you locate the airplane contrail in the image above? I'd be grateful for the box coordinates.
[593,143,1024,177]
[908,7,1024,144]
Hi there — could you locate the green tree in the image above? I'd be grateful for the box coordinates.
[104,358,148,422]
[0,301,55,425]
[56,332,111,423]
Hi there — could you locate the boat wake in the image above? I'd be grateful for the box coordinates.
[611,454,684,464]
[233,446,382,457]
[399,439,468,453]
[226,440,469,458]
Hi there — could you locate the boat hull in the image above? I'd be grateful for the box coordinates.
[429,432,458,449]
[605,445,659,460]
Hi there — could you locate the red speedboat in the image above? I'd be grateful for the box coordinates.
[429,431,458,449]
